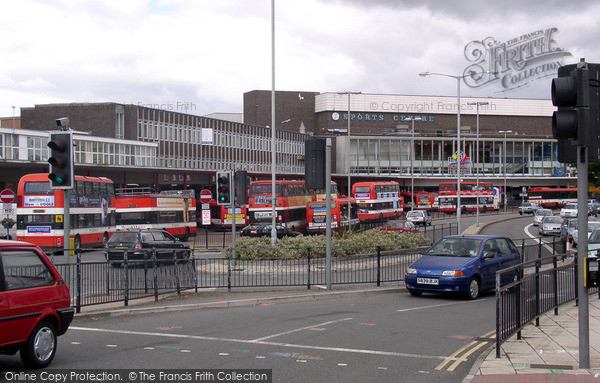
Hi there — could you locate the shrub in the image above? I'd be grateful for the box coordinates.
[228,230,430,259]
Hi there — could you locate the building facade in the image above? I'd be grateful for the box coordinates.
[0,91,572,202]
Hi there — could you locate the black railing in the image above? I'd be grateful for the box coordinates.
[495,254,579,358]
[55,245,428,312]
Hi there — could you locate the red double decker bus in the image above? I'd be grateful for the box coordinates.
[352,181,404,221]
[115,188,197,240]
[16,173,116,250]
[247,180,314,231]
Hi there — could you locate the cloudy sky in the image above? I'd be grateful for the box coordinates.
[1,0,598,118]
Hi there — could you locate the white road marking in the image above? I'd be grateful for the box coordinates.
[219,353,229,356]
[338,363,348,366]
[70,342,81,345]
[523,223,557,253]
[397,300,484,313]
[106,344,117,348]
[70,326,451,361]
[252,317,353,341]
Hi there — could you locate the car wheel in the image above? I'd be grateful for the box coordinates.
[20,321,57,369]
[408,289,422,297]
[466,278,480,300]
[519,212,523,215]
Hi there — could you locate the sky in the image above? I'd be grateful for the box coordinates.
[1,0,599,119]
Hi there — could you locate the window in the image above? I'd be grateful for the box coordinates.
[1,250,55,290]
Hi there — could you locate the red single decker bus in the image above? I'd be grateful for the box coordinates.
[527,187,577,208]
[438,182,499,213]
[115,188,197,240]
[306,197,358,233]
[16,173,116,250]
[247,180,314,231]
[208,201,248,229]
[352,181,404,221]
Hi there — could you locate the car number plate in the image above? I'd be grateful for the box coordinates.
[417,277,439,285]
[116,246,128,250]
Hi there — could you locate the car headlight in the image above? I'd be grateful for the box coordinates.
[406,268,417,274]
[442,270,464,276]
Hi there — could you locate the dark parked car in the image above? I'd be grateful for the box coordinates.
[105,229,191,266]
[240,223,301,238]
[0,240,74,368]
[405,235,520,300]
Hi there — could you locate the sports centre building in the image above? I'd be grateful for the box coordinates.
[0,90,570,203]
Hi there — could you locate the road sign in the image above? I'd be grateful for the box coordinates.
[200,189,212,204]
[0,189,15,204]
[201,210,211,225]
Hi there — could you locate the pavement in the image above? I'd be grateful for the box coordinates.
[74,213,600,382]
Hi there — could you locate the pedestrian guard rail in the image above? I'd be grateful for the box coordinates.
[494,253,594,358]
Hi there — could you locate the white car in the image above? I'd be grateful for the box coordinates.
[572,221,600,246]
[560,203,578,218]
[405,210,432,226]
[532,208,553,226]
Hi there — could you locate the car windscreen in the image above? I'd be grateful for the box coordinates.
[425,238,482,257]
[544,217,563,224]
[108,231,138,243]
[590,230,600,243]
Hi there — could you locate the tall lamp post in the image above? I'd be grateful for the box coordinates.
[405,117,422,210]
[499,130,513,213]
[467,101,489,227]
[419,70,496,234]
[338,91,361,226]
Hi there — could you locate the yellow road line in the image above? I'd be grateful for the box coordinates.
[436,330,496,371]
[447,341,488,371]
[435,341,478,370]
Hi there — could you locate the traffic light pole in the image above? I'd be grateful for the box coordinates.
[326,139,332,290]
[63,190,71,288]
[230,180,236,264]
[577,145,590,369]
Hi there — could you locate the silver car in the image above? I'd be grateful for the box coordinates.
[532,208,553,226]
[538,216,563,236]
[405,210,432,226]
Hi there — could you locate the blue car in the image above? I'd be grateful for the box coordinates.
[404,235,521,299]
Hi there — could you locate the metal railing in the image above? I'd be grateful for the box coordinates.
[495,253,581,358]
[44,229,570,315]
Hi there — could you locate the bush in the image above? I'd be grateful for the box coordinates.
[229,230,430,259]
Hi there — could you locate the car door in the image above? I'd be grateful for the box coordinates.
[480,239,503,290]
[0,249,57,347]
[496,238,520,284]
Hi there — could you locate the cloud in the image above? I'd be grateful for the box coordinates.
[0,0,597,119]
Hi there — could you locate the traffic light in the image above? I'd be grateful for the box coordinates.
[47,131,74,189]
[216,171,232,205]
[305,138,326,189]
[235,170,249,205]
[551,61,600,163]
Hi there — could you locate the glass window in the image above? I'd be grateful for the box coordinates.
[1,250,55,290]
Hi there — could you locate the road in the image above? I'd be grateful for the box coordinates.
[1,292,497,383]
[1,212,543,381]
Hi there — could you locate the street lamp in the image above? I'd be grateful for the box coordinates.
[405,117,422,211]
[467,101,489,227]
[338,91,361,227]
[499,130,513,213]
[419,70,496,234]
